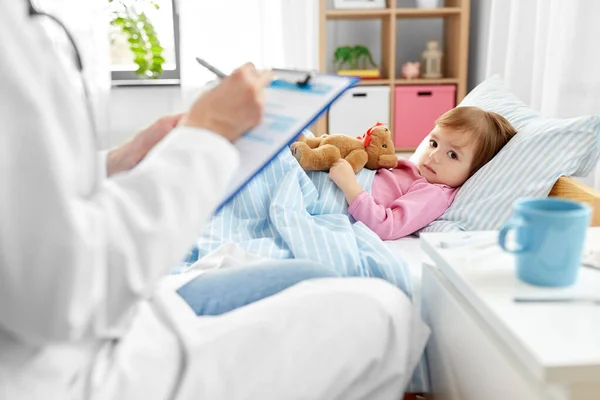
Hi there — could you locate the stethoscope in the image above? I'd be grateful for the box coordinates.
[27,0,97,140]
[27,0,83,72]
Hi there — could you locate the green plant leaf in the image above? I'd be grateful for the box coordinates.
[109,0,166,78]
[150,44,163,55]
[112,16,126,26]
[134,56,148,65]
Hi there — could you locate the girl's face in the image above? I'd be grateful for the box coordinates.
[412,125,477,188]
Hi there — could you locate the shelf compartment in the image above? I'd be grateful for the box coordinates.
[325,9,393,20]
[326,19,394,80]
[395,7,461,18]
[395,17,445,79]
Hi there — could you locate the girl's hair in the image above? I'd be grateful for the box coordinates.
[435,106,517,176]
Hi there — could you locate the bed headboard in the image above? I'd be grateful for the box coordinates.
[549,177,600,226]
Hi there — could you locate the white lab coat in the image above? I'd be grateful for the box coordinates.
[0,2,426,399]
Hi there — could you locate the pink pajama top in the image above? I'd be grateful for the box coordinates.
[348,159,457,240]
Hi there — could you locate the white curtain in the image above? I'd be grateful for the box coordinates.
[177,0,318,106]
[483,0,600,189]
[33,0,112,148]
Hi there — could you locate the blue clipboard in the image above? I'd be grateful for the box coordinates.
[215,74,359,213]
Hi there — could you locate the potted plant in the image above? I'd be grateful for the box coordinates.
[333,45,380,78]
[109,0,165,78]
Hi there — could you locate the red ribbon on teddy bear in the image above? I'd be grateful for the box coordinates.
[356,122,385,147]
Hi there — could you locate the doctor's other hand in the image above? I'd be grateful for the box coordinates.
[184,63,273,142]
[106,113,184,177]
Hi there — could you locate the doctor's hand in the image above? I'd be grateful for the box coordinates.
[184,63,273,142]
[107,113,184,177]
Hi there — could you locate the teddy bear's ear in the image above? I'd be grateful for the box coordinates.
[365,122,385,134]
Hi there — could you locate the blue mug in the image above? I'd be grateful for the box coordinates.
[498,198,591,287]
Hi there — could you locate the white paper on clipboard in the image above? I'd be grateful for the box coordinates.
[216,74,359,212]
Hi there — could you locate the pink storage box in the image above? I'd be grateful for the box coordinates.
[394,85,456,148]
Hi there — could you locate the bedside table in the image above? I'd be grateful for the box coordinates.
[420,228,600,400]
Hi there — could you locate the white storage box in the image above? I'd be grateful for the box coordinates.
[328,85,390,137]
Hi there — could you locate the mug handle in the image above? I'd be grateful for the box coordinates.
[498,217,530,254]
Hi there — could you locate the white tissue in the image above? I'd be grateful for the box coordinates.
[583,248,600,270]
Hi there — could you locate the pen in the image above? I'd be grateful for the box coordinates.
[196,57,314,87]
[195,57,227,79]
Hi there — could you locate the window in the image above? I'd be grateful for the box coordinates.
[109,0,180,83]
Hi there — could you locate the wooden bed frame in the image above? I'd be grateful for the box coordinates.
[549,177,600,226]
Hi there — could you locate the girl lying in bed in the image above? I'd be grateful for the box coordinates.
[179,107,517,395]
[328,106,517,240]
[185,106,517,293]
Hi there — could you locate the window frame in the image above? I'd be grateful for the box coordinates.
[110,0,181,85]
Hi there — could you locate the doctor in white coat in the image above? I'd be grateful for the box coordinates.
[0,1,422,399]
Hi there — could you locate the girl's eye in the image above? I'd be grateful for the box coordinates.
[448,151,458,160]
[429,140,437,148]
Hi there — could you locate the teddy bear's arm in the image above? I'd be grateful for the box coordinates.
[345,149,368,174]
[303,136,324,149]
[291,142,342,171]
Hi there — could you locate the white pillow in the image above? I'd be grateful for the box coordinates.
[421,76,600,232]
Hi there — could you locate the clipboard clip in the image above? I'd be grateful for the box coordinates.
[195,57,315,87]
[272,68,315,87]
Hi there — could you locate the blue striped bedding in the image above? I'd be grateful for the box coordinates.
[180,144,429,392]
[190,146,413,296]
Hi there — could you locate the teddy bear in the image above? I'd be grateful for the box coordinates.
[290,123,398,173]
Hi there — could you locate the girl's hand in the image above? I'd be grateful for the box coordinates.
[328,159,356,188]
[329,159,364,204]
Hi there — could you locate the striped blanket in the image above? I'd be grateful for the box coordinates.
[181,146,429,392]
[188,146,413,297]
